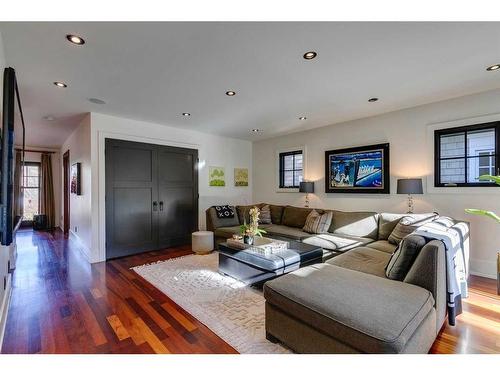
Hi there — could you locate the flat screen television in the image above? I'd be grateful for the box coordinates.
[1,67,25,246]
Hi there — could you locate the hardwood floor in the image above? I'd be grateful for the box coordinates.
[1,229,499,354]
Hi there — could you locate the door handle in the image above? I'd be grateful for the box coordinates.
[159,201,164,211]
[153,201,158,211]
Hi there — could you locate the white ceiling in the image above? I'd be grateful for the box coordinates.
[1,22,500,148]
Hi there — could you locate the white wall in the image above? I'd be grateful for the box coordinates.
[253,88,500,279]
[60,114,92,260]
[59,112,252,263]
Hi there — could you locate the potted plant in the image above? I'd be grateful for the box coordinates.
[240,206,267,245]
[465,174,500,294]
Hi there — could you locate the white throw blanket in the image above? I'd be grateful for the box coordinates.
[412,218,469,325]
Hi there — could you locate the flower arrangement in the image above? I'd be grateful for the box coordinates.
[465,175,500,223]
[240,206,267,244]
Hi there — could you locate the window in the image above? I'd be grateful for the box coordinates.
[21,162,40,221]
[435,122,500,187]
[279,150,303,188]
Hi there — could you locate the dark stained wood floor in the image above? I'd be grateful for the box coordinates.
[1,229,499,354]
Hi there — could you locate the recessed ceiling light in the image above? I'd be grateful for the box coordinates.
[43,116,55,121]
[251,129,260,132]
[66,34,85,45]
[303,51,317,60]
[53,81,67,88]
[299,116,307,120]
[89,98,106,104]
[226,90,236,96]
[182,112,191,116]
[486,64,500,71]
[368,97,379,102]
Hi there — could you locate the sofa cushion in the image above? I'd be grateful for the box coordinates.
[208,207,239,229]
[302,233,373,252]
[282,206,315,228]
[259,204,272,224]
[264,263,435,353]
[378,213,438,240]
[329,210,379,240]
[236,204,264,224]
[366,240,397,254]
[269,205,285,224]
[213,205,235,219]
[303,210,333,234]
[327,247,391,277]
[388,217,419,245]
[386,235,427,281]
[213,225,243,239]
[263,224,312,241]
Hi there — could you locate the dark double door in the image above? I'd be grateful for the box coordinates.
[105,139,198,260]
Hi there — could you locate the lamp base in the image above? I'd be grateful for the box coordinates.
[407,194,414,214]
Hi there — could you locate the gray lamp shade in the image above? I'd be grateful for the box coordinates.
[299,181,315,193]
[397,178,423,194]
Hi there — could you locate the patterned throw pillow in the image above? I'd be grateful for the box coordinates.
[303,210,333,234]
[387,217,418,245]
[214,205,235,219]
[259,204,272,224]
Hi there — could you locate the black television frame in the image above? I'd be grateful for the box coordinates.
[1,67,25,246]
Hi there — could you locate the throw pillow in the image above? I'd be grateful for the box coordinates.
[303,210,333,234]
[387,216,418,245]
[259,204,272,224]
[214,205,235,219]
[385,235,427,281]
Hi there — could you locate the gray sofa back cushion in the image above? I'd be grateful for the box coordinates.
[208,206,239,229]
[269,204,285,224]
[282,206,316,228]
[378,212,438,240]
[386,234,427,281]
[329,210,379,240]
[236,204,264,224]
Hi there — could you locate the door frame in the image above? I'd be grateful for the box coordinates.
[63,150,70,235]
[98,131,200,262]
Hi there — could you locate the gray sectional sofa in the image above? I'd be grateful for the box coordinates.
[205,204,469,354]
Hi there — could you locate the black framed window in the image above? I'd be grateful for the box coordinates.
[21,162,41,221]
[435,121,500,187]
[279,150,303,188]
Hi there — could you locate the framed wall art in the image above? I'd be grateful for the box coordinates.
[325,143,390,194]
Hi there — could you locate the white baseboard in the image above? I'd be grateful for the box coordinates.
[470,258,497,280]
[69,230,91,263]
[0,273,12,349]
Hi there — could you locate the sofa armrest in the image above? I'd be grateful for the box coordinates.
[403,239,446,334]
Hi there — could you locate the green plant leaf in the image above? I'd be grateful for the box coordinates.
[465,208,500,223]
[478,174,500,185]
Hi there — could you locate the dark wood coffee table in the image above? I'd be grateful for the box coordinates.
[218,238,323,285]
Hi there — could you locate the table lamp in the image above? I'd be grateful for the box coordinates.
[397,178,423,213]
[299,181,314,208]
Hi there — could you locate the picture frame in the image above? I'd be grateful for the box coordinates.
[70,162,82,195]
[209,166,225,187]
[325,143,390,194]
[234,168,249,186]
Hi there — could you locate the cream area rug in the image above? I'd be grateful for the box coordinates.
[132,252,290,354]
